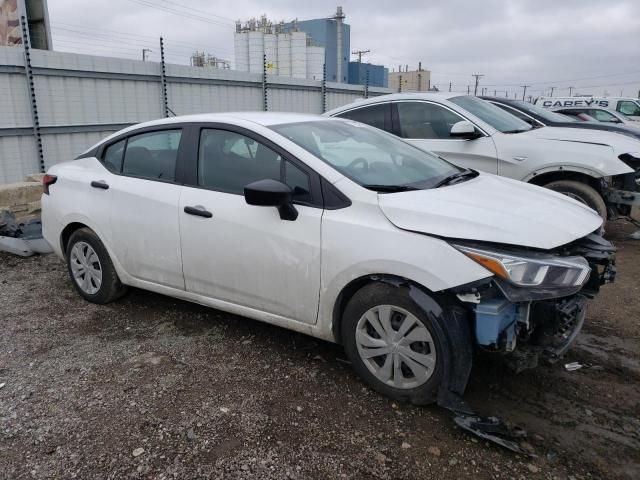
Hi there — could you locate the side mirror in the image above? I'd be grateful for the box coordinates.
[244,179,298,221]
[450,120,481,139]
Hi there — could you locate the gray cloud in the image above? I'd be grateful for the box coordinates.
[47,0,640,98]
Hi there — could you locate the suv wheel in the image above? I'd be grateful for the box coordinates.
[341,283,445,405]
[544,180,607,219]
[66,228,127,304]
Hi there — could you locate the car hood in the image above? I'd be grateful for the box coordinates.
[377,173,602,250]
[521,126,640,155]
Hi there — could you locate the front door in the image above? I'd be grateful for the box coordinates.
[392,101,499,174]
[179,127,322,324]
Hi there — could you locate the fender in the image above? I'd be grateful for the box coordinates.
[520,164,605,183]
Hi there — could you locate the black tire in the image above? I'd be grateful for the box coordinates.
[65,227,127,304]
[544,180,607,220]
[341,283,445,405]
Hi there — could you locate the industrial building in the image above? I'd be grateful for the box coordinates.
[234,16,325,80]
[389,64,431,92]
[281,7,349,83]
[348,62,388,88]
[190,51,231,69]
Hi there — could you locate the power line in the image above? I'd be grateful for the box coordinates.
[124,0,235,28]
[352,49,370,63]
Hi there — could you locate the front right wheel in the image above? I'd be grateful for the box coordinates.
[341,283,445,405]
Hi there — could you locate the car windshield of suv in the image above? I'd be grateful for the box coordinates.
[450,95,532,133]
[271,120,463,190]
[509,100,578,123]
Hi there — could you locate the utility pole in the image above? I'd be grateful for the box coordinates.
[142,48,152,61]
[568,86,574,96]
[549,86,555,97]
[521,85,530,101]
[351,49,370,63]
[472,74,484,96]
[467,85,470,94]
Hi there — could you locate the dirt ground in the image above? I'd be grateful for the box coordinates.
[1,221,639,479]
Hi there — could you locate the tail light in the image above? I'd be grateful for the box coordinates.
[42,174,57,195]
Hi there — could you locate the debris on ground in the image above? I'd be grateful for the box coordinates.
[0,211,52,257]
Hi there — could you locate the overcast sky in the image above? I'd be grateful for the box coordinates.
[48,0,640,98]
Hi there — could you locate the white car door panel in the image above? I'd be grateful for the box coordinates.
[394,101,499,174]
[179,127,322,325]
[102,128,185,289]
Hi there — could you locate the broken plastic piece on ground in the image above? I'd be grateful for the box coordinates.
[564,361,584,371]
[0,211,52,257]
[453,414,534,456]
[438,390,534,456]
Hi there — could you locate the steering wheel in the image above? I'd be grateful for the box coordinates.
[346,157,369,172]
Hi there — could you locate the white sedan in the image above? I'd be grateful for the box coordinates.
[42,112,615,405]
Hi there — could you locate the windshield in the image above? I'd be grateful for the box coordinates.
[270,120,461,190]
[450,95,532,133]
[508,99,578,123]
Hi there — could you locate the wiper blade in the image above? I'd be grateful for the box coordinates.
[502,129,529,134]
[362,184,419,193]
[434,169,478,188]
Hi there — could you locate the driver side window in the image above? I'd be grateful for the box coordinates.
[396,102,465,139]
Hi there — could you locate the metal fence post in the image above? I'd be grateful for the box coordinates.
[262,54,268,111]
[20,15,45,173]
[159,37,169,118]
[364,69,369,99]
[321,63,327,113]
[398,75,402,93]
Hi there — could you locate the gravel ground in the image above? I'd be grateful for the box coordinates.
[1,220,639,479]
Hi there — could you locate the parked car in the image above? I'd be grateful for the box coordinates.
[480,96,640,141]
[42,112,616,405]
[535,96,640,120]
[552,106,640,129]
[325,93,640,220]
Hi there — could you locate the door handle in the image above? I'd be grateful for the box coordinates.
[91,180,109,190]
[184,205,213,218]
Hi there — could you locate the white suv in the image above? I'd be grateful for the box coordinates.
[42,112,615,405]
[326,93,640,220]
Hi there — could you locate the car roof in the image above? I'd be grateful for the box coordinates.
[325,92,467,113]
[128,111,329,130]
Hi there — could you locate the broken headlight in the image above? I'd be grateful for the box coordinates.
[454,245,591,289]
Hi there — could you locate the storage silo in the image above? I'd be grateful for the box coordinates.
[306,46,325,81]
[234,32,250,71]
[277,33,291,77]
[290,31,307,79]
[248,30,265,73]
[264,33,278,74]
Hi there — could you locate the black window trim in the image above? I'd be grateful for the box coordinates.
[94,124,190,185]
[331,101,393,132]
[181,122,326,209]
[489,101,545,127]
[390,99,490,139]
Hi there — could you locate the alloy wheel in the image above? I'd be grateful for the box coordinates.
[70,241,103,295]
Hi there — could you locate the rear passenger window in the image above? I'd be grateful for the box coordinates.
[122,130,182,181]
[335,104,388,131]
[103,139,125,173]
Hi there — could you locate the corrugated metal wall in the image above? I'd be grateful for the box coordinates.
[0,46,392,184]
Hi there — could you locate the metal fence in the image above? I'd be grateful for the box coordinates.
[0,45,392,184]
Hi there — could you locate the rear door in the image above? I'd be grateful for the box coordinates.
[98,127,186,289]
[178,124,322,324]
[391,101,499,174]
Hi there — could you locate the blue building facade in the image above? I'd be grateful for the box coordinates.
[283,19,351,83]
[348,62,389,88]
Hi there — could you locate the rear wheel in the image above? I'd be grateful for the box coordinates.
[66,228,127,304]
[341,283,445,405]
[544,180,607,219]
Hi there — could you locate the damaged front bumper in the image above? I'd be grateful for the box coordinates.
[607,154,640,216]
[457,233,616,372]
